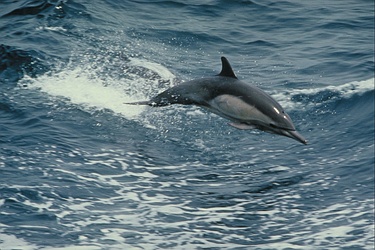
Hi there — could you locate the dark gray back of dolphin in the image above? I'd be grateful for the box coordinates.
[126,57,307,144]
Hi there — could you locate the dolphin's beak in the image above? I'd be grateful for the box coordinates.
[282,130,308,145]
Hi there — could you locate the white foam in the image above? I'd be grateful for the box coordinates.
[36,26,68,32]
[21,68,144,119]
[0,227,38,250]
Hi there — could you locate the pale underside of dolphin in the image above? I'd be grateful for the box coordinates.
[127,57,307,144]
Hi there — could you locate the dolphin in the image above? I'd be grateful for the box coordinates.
[127,57,307,144]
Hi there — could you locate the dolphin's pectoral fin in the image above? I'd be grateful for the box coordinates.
[228,122,256,130]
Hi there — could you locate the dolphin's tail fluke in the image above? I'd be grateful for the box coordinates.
[124,101,150,106]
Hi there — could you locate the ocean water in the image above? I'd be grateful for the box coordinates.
[0,0,374,249]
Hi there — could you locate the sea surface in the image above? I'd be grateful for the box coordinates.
[0,0,374,249]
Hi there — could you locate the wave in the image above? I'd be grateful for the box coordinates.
[272,78,374,111]
[0,45,48,83]
[1,0,87,20]
[1,143,373,249]
[1,0,54,17]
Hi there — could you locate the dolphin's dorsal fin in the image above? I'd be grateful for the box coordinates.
[218,56,237,79]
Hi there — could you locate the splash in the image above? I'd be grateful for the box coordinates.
[20,56,177,119]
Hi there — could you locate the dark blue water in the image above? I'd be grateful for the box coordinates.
[1,0,374,249]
